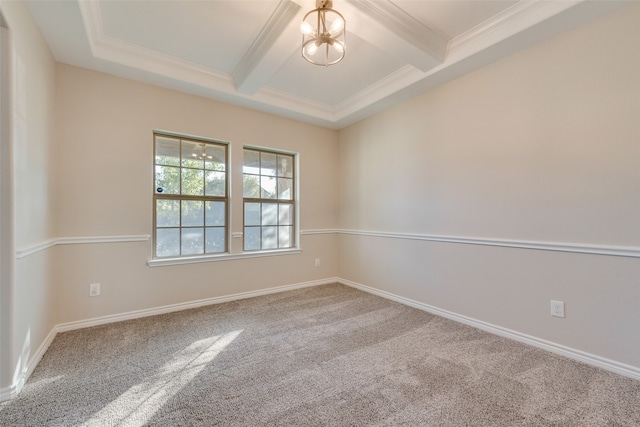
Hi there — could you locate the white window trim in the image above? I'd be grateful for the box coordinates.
[147,248,302,267]
[242,144,300,253]
[152,130,231,259]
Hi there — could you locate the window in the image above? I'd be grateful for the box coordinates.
[153,133,228,258]
[243,148,295,251]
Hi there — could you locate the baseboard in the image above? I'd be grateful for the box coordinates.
[0,326,57,403]
[337,278,640,382]
[56,277,338,333]
[0,383,18,402]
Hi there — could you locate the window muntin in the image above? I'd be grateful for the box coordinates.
[243,148,295,251]
[154,134,228,258]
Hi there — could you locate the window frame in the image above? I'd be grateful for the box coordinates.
[152,131,230,259]
[242,145,299,253]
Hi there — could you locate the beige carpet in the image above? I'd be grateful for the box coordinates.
[1,283,639,426]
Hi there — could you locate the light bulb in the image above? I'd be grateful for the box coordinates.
[300,21,315,36]
[328,18,344,36]
[306,41,319,56]
[332,40,344,53]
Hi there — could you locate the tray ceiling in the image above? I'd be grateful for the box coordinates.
[27,0,627,129]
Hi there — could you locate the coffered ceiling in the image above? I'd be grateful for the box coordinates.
[27,0,628,129]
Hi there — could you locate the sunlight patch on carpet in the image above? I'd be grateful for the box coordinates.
[85,330,243,427]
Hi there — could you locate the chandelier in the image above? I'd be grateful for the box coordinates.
[300,0,346,66]
[191,143,213,161]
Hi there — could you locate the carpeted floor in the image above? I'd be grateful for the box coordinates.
[1,283,639,426]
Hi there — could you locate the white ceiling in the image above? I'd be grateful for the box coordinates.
[27,0,628,129]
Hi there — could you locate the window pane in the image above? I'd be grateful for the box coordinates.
[206,201,225,227]
[277,155,293,178]
[244,227,260,250]
[243,149,260,174]
[182,168,204,195]
[154,134,228,261]
[261,152,277,176]
[245,203,260,226]
[156,228,180,257]
[262,203,277,225]
[241,148,295,254]
[182,200,204,226]
[155,165,180,194]
[262,226,277,249]
[279,226,292,248]
[155,137,180,166]
[278,178,293,200]
[181,228,204,255]
[204,145,226,171]
[243,175,260,198]
[261,176,276,199]
[279,204,292,226]
[205,171,225,197]
[156,199,180,227]
[206,227,225,253]
[182,141,205,169]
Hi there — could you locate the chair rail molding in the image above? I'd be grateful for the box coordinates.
[337,229,640,258]
[15,235,151,259]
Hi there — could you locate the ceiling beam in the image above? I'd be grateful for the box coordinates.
[232,0,301,95]
[343,0,447,72]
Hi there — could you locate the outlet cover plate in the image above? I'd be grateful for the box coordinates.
[550,300,565,318]
[89,283,101,297]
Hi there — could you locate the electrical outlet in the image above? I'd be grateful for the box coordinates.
[315,258,320,267]
[89,283,101,297]
[550,300,565,318]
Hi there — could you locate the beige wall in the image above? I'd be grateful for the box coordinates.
[0,1,57,390]
[338,3,640,367]
[54,64,339,324]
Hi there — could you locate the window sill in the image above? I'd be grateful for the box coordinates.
[147,248,302,267]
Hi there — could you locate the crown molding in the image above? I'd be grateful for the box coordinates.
[78,1,233,89]
[254,85,337,122]
[448,0,580,59]
[334,65,424,119]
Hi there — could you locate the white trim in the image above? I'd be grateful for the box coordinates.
[338,278,640,382]
[0,382,16,402]
[14,230,639,260]
[232,0,300,94]
[347,0,447,62]
[57,235,150,245]
[301,229,339,235]
[337,229,640,259]
[334,65,426,119]
[147,248,302,267]
[0,326,56,403]
[14,239,56,259]
[152,129,231,146]
[15,235,150,259]
[56,278,336,333]
[21,327,56,391]
[447,0,574,56]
